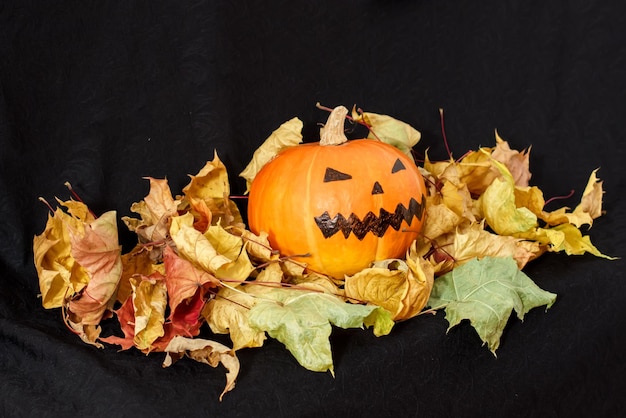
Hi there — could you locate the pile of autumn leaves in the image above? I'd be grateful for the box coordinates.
[33,109,611,400]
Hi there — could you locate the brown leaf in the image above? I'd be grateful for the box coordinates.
[122,177,179,246]
[163,336,240,401]
[491,130,532,187]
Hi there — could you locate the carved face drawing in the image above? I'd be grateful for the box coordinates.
[314,158,425,240]
[248,139,427,278]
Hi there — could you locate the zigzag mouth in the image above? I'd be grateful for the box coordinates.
[314,196,425,240]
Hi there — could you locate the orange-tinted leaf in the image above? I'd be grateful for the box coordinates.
[162,245,219,336]
[492,130,531,187]
[68,211,122,325]
[33,200,93,308]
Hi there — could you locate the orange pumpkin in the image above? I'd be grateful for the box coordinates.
[248,106,427,278]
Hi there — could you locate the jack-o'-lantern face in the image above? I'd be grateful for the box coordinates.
[314,157,424,240]
[248,139,427,278]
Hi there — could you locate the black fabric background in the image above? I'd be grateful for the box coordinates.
[1,1,626,417]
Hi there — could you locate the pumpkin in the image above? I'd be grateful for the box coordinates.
[247,106,427,278]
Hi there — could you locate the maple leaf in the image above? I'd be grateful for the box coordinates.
[449,223,541,270]
[427,257,557,354]
[100,295,136,351]
[420,202,465,241]
[247,289,394,374]
[230,225,274,262]
[491,130,532,187]
[67,211,123,326]
[481,160,538,235]
[122,177,179,250]
[170,220,231,273]
[239,117,304,193]
[33,200,93,309]
[163,336,240,401]
[129,273,168,352]
[162,245,220,336]
[205,223,256,282]
[203,286,266,351]
[351,108,421,161]
[117,245,158,304]
[344,253,434,321]
[180,151,243,228]
[540,169,605,228]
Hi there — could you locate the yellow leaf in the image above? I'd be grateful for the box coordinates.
[239,117,304,193]
[203,287,266,351]
[344,249,434,321]
[183,151,231,201]
[420,203,464,241]
[456,149,501,195]
[352,109,421,161]
[33,216,85,308]
[546,223,616,259]
[481,161,538,235]
[122,177,179,244]
[451,223,540,269]
[131,274,167,352]
[440,180,477,223]
[574,168,604,224]
[206,223,255,282]
[231,226,274,262]
[541,169,604,228]
[171,223,231,273]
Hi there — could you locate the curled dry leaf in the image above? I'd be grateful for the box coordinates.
[492,130,532,187]
[33,200,93,309]
[163,336,240,401]
[67,211,123,326]
[352,108,421,161]
[239,117,304,193]
[344,250,434,321]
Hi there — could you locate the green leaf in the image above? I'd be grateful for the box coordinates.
[353,110,421,161]
[247,289,394,374]
[427,256,556,354]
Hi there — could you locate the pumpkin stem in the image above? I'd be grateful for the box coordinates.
[320,105,349,146]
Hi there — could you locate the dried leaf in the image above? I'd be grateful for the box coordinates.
[344,252,434,321]
[203,286,266,351]
[122,177,179,246]
[163,336,240,401]
[352,109,421,161]
[248,289,394,374]
[450,223,540,270]
[239,117,304,193]
[481,160,538,235]
[68,211,123,325]
[33,201,92,308]
[492,130,532,187]
[427,257,557,354]
[163,245,220,336]
[541,223,615,259]
[170,222,231,273]
[131,273,168,352]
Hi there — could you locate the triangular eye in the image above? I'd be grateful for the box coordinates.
[391,158,406,173]
[324,167,352,182]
